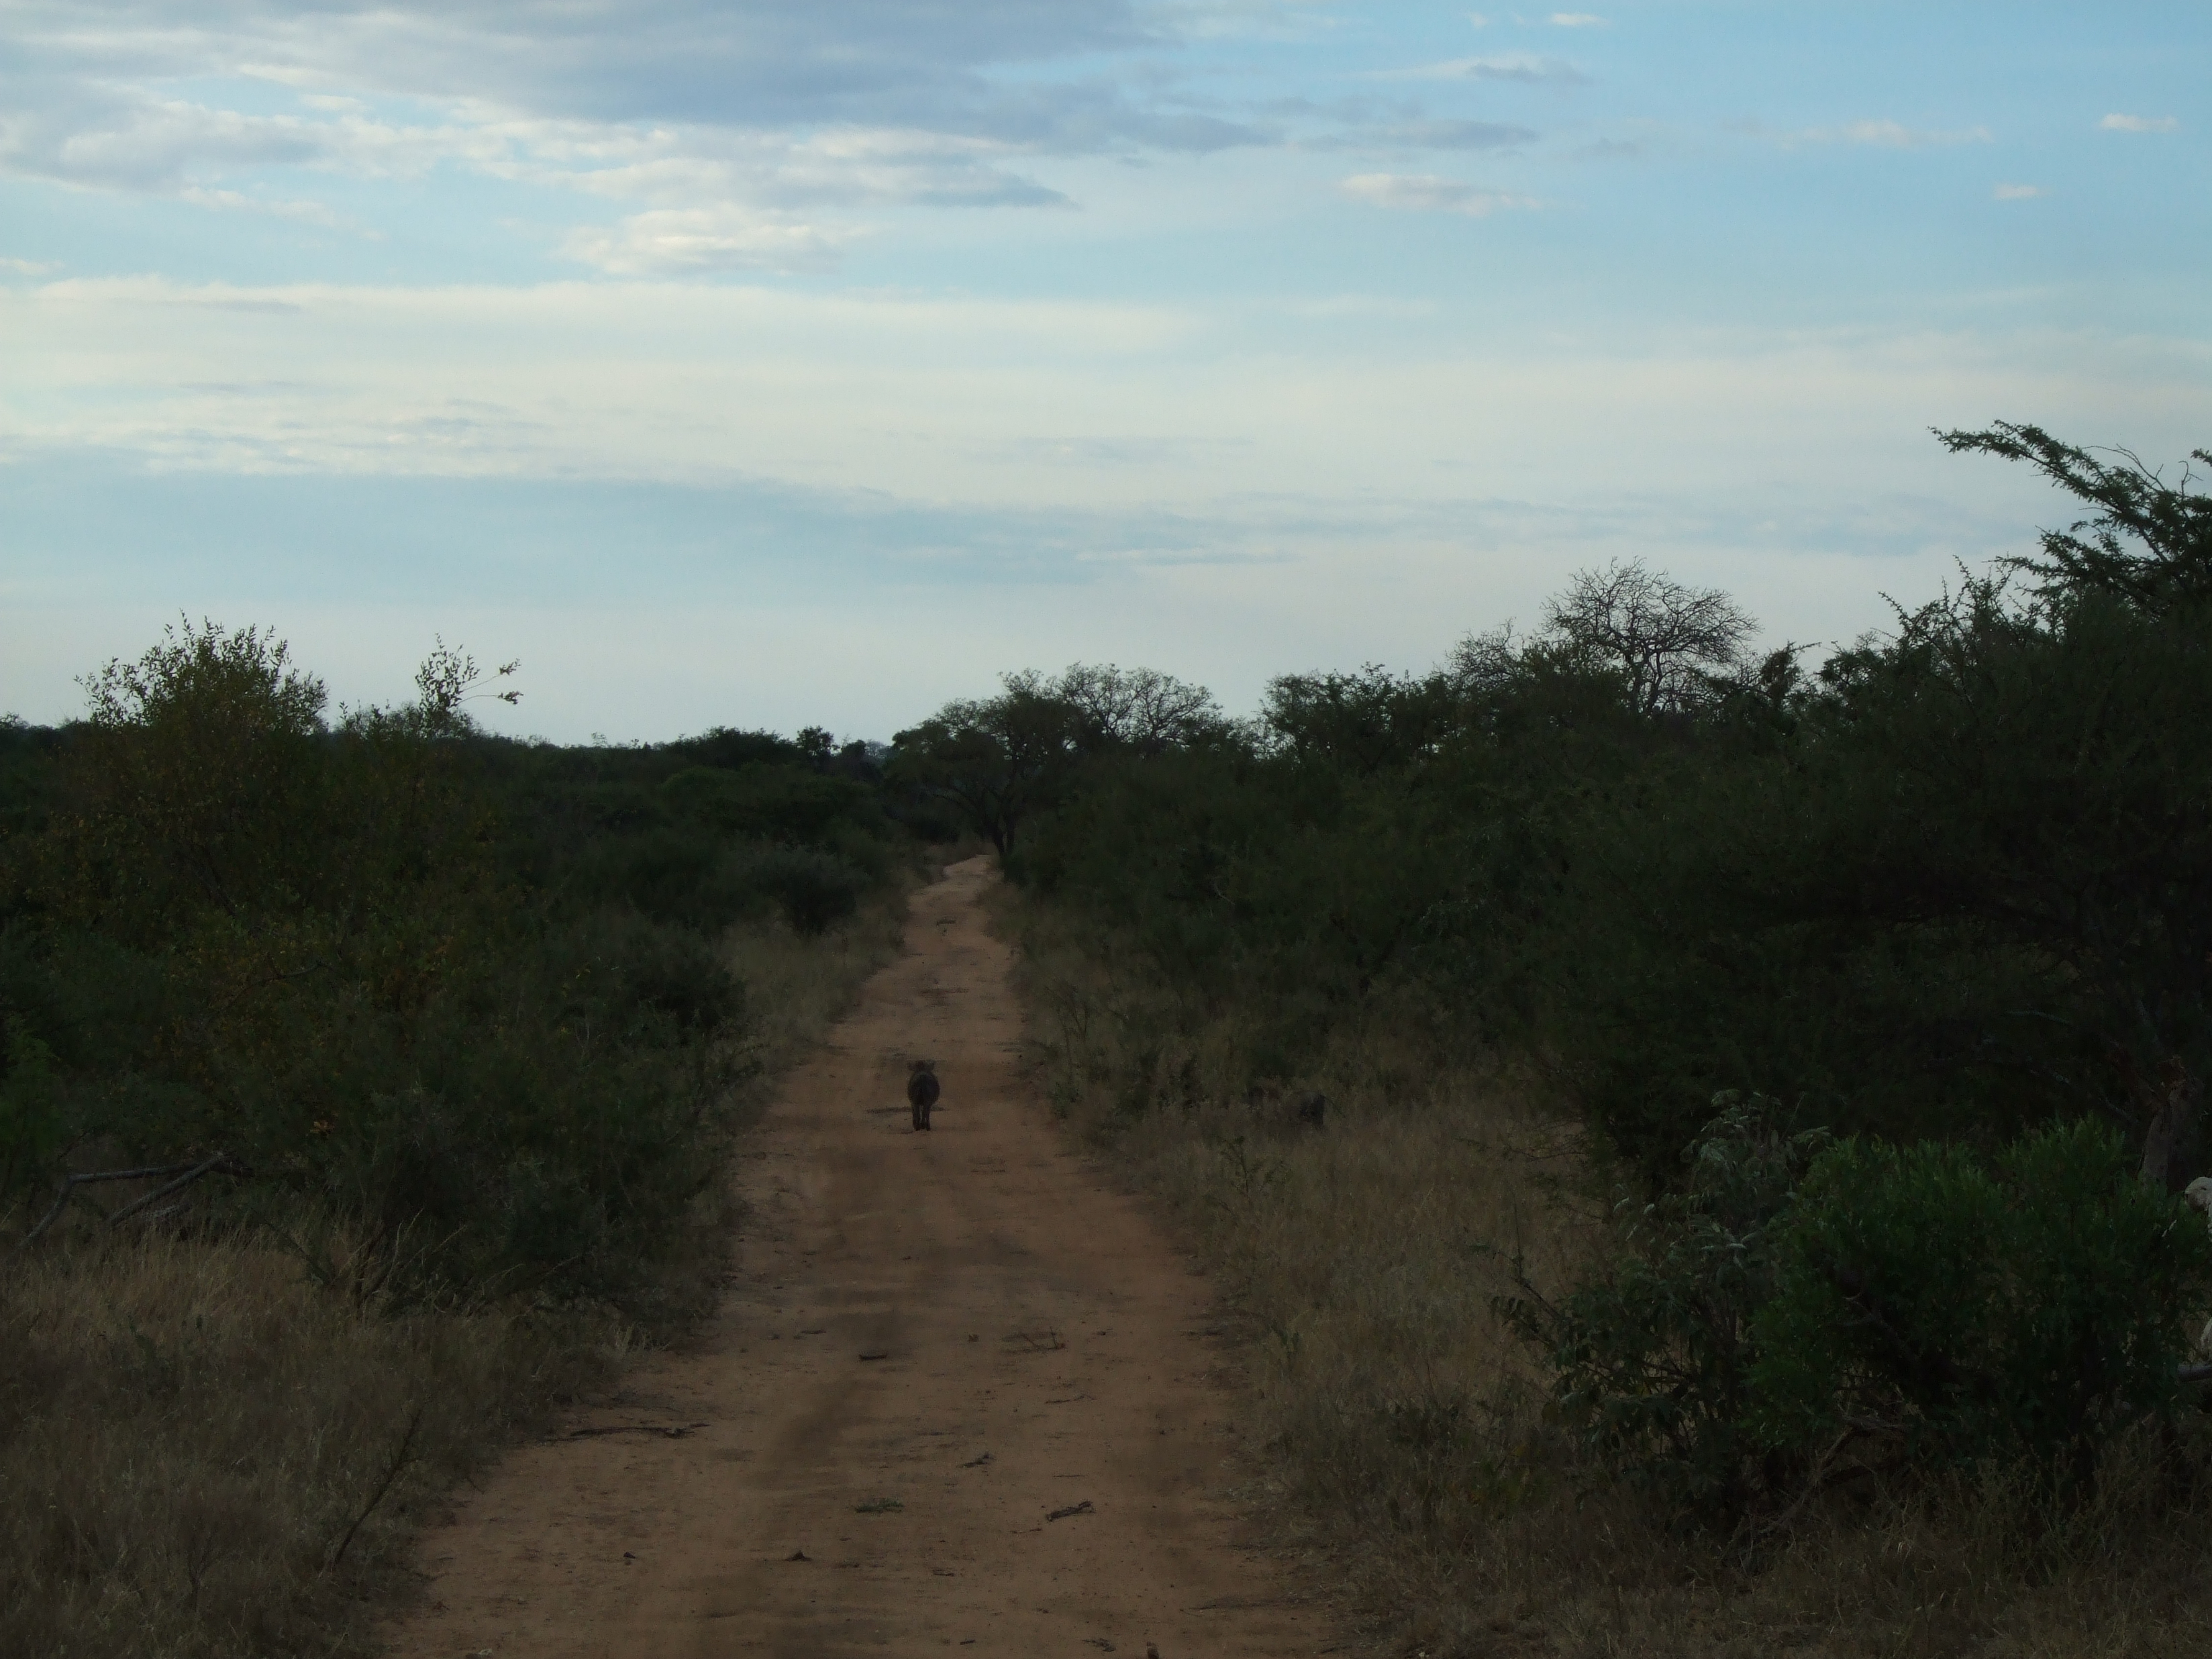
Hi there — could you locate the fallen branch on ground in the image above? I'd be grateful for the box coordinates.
[22,1153,250,1245]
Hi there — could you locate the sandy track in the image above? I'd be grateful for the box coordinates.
[389,856,1321,1658]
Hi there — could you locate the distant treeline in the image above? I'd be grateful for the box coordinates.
[0,634,926,1305]
[896,423,2212,1515]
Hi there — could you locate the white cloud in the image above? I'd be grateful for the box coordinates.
[0,85,1079,268]
[1148,1,1339,42]
[2,0,1589,267]
[0,256,60,275]
[0,2,1242,159]
[1340,173,1536,215]
[560,207,858,274]
[177,187,342,225]
[1992,183,2046,201]
[0,0,1280,268]
[1839,119,1990,148]
[7,275,2211,740]
[1751,119,1993,150]
[2100,113,2178,133]
[1345,119,1538,151]
[1381,53,1585,83]
[1550,13,1607,27]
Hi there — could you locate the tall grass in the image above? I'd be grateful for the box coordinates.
[1009,892,2212,1658]
[0,891,907,1659]
[727,894,909,1074]
[0,1231,604,1658]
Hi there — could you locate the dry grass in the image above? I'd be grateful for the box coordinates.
[1007,891,2212,1659]
[0,1232,605,1658]
[0,887,909,1659]
[726,888,911,1078]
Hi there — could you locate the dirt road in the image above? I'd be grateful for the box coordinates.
[391,856,1322,1658]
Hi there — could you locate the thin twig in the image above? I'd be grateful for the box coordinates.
[328,1405,425,1571]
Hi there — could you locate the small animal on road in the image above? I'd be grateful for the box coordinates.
[907,1059,942,1132]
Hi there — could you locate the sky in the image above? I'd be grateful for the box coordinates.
[3,1,2207,741]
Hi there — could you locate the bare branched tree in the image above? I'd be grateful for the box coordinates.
[1541,560,1756,716]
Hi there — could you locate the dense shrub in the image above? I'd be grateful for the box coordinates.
[978,434,2212,1187]
[1751,1118,2212,1493]
[938,424,2212,1536]
[0,623,909,1305]
[1505,1105,2212,1525]
[740,844,868,934]
[1498,1095,1827,1521]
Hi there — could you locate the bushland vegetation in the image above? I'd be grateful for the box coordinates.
[0,625,919,1656]
[913,425,2212,1654]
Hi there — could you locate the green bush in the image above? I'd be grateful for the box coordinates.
[741,845,866,934]
[1499,1095,1827,1521]
[1507,1105,2212,1525]
[1750,1118,2212,1493]
[662,762,881,844]
[0,622,908,1308]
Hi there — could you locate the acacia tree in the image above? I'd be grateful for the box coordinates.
[1055,664,1225,756]
[1938,422,2212,613]
[889,673,1078,855]
[1540,560,1755,717]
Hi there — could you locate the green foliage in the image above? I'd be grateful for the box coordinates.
[890,664,1223,854]
[1750,1119,2212,1491]
[1260,663,1461,775]
[64,621,332,931]
[661,762,878,843]
[741,845,866,934]
[1499,1095,1828,1521]
[1940,422,2212,611]
[0,622,909,1307]
[986,424,2212,1533]
[1014,433,2212,1185]
[1506,1107,2212,1525]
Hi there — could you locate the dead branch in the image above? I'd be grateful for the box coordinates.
[21,1153,250,1246]
[107,1153,246,1227]
[21,1183,85,1247]
[328,1404,425,1571]
[60,1162,208,1186]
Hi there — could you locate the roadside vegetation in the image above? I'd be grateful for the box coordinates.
[0,632,929,1657]
[913,424,2212,1655]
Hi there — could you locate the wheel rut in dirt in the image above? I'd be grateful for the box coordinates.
[390,856,1323,1658]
